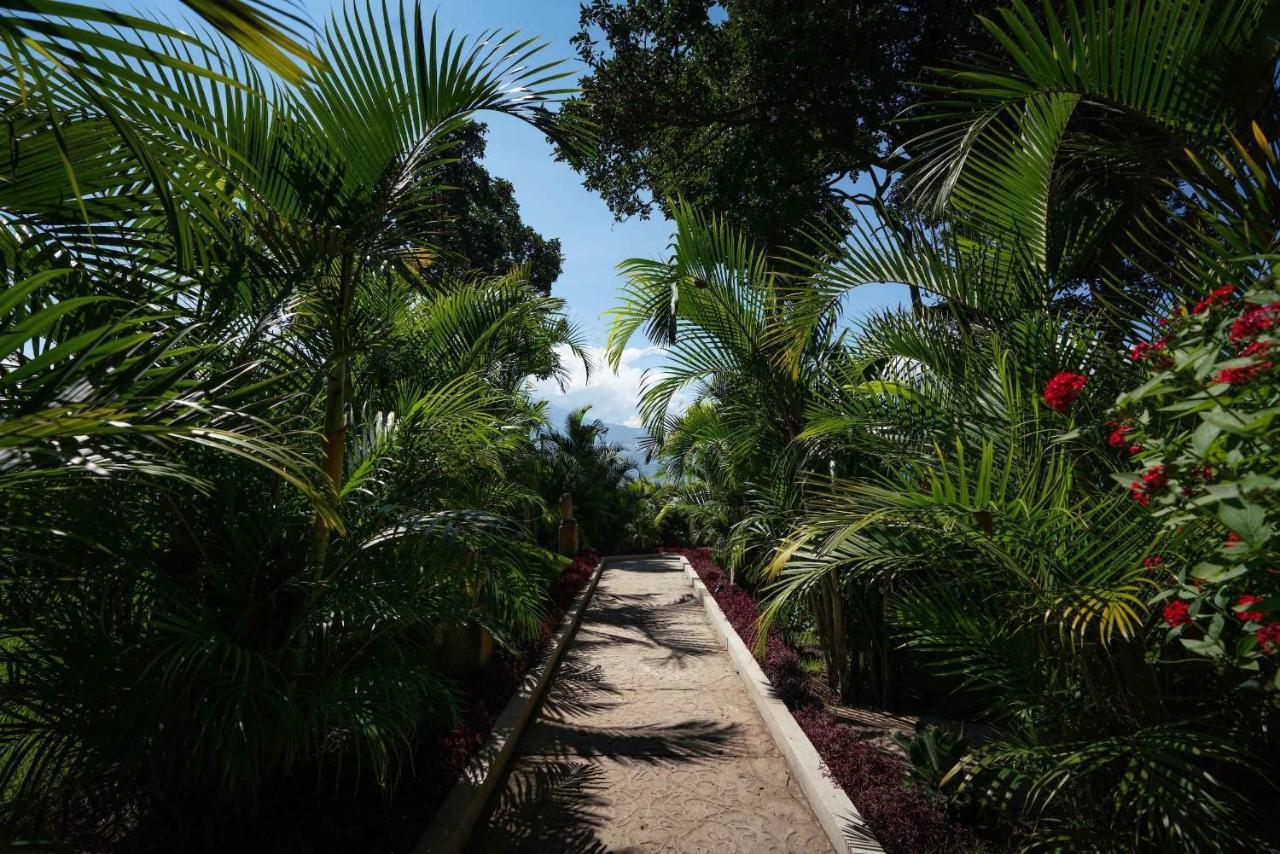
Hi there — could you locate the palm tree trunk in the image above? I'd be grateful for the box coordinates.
[309,253,355,574]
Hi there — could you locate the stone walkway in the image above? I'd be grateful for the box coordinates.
[469,555,833,853]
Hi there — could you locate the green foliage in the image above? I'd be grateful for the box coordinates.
[892,722,969,790]
[610,0,1280,849]
[561,0,999,248]
[429,123,564,294]
[0,3,591,848]
[533,406,639,551]
[1114,272,1280,685]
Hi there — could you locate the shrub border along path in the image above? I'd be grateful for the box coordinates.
[675,553,884,854]
[415,553,609,854]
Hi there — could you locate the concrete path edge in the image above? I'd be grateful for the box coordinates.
[414,553,614,854]
[676,555,885,854]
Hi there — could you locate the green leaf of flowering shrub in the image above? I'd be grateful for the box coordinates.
[1201,409,1249,434]
[1218,501,1272,545]
[1190,421,1222,454]
[1192,561,1247,583]
[1181,636,1226,657]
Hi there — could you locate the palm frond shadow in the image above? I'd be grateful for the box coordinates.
[517,719,745,763]
[573,593,720,667]
[468,761,610,854]
[536,659,624,719]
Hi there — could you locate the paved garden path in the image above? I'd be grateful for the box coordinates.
[469,555,833,853]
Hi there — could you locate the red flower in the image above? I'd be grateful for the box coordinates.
[1226,532,1243,545]
[1256,622,1280,653]
[1130,465,1168,505]
[1242,341,1272,358]
[1108,424,1133,447]
[1043,371,1088,413]
[1163,600,1192,626]
[1213,362,1273,385]
[1128,442,1143,456]
[1229,301,1279,343]
[1235,594,1266,622]
[1143,555,1164,570]
[1191,285,1237,315]
[1129,339,1171,367]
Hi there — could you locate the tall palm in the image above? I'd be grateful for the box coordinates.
[751,0,1280,846]
[0,3,590,845]
[203,4,582,567]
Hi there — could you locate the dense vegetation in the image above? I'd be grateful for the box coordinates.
[560,0,999,251]
[0,1,601,848]
[5,0,1280,851]
[609,0,1280,849]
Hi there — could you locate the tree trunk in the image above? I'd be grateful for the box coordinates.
[309,254,354,575]
[825,572,854,702]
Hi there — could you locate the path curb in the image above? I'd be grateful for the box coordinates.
[676,555,885,854]
[414,554,609,854]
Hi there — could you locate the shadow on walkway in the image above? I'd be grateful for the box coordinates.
[574,591,719,667]
[469,760,610,854]
[467,557,832,853]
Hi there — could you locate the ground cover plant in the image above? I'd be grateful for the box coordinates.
[661,547,965,854]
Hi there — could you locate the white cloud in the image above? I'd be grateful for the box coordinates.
[529,344,693,427]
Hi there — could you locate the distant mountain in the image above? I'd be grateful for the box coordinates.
[543,402,660,477]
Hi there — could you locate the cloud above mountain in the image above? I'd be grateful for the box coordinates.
[529,343,691,428]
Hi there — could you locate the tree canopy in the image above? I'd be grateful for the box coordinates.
[434,123,564,294]
[558,0,998,248]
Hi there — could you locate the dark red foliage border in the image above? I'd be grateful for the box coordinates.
[425,549,601,802]
[659,547,965,854]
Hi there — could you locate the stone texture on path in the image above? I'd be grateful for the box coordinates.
[468,555,834,853]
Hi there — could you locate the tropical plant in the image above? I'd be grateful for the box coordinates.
[615,0,1280,848]
[0,3,591,849]
[534,405,639,550]
[1114,272,1280,684]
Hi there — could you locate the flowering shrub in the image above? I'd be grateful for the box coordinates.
[1111,278,1280,689]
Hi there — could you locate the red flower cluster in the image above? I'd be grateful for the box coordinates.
[1043,371,1087,413]
[1130,465,1167,505]
[1143,554,1164,570]
[1163,599,1192,626]
[1256,622,1280,654]
[1129,339,1169,365]
[1191,284,1236,315]
[1242,341,1272,358]
[1213,362,1273,385]
[1235,594,1266,622]
[1225,532,1243,546]
[1228,301,1279,343]
[1107,424,1133,447]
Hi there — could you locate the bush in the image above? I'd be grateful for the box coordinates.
[1114,277,1280,688]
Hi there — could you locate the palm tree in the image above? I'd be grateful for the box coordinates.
[0,3,592,846]
[615,0,1280,847]
[535,406,639,549]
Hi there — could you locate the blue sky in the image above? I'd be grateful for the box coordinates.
[135,0,903,426]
